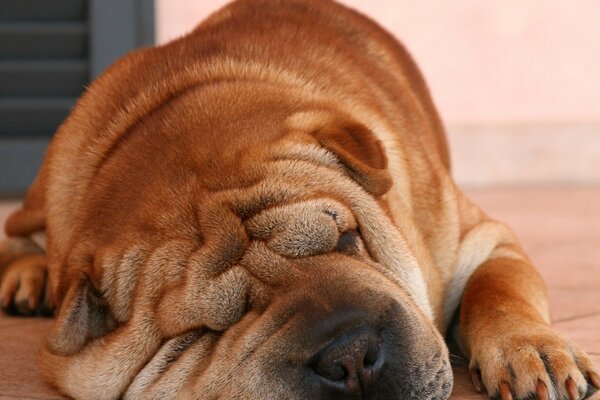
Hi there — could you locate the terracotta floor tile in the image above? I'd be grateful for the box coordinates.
[451,366,487,399]
[548,287,600,323]
[0,317,42,330]
[533,245,600,290]
[0,396,65,400]
[467,187,600,260]
[0,317,65,399]
[554,314,600,354]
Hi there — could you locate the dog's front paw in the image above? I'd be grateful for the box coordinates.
[469,323,600,400]
[0,253,51,316]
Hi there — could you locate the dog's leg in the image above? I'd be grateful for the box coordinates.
[459,248,600,399]
[0,172,50,315]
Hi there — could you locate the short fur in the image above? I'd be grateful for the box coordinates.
[1,1,598,399]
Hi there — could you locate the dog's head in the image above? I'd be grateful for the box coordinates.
[43,109,452,399]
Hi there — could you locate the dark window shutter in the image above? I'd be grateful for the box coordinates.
[0,0,155,195]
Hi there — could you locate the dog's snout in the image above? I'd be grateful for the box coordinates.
[310,327,383,397]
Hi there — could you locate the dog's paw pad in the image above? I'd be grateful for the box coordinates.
[470,326,600,400]
[0,254,50,316]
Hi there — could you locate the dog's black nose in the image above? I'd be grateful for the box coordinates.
[310,327,383,396]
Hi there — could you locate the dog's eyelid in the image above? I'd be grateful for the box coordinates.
[335,230,362,255]
[321,206,358,233]
[323,209,339,221]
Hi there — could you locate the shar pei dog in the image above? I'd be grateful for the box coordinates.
[0,0,598,399]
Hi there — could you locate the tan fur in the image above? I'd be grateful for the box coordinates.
[0,0,597,399]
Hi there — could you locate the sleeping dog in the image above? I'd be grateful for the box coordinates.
[0,0,598,399]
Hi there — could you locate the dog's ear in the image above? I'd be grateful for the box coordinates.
[46,274,116,355]
[287,111,393,196]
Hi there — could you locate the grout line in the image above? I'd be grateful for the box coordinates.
[0,394,65,400]
[549,288,600,294]
[0,320,40,330]
[552,311,600,325]
[0,316,52,329]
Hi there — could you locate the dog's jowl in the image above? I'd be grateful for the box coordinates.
[0,1,598,399]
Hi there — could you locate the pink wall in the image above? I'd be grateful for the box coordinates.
[157,0,600,126]
[156,1,600,186]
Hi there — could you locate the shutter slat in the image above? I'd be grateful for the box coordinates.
[0,22,87,59]
[0,98,77,138]
[0,61,88,96]
[0,0,87,22]
[0,138,49,194]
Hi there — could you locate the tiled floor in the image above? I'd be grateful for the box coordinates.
[1,187,599,399]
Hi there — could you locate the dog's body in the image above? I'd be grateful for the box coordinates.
[0,1,598,399]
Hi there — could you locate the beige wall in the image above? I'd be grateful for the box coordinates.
[156,0,600,186]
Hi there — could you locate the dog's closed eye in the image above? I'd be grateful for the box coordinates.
[335,230,363,256]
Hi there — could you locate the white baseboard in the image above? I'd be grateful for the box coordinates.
[447,122,600,187]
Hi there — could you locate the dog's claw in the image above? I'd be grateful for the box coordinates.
[499,382,513,400]
[15,299,34,316]
[535,380,549,400]
[565,377,579,400]
[470,368,482,392]
[0,289,14,310]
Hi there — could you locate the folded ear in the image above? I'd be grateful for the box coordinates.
[46,274,116,355]
[287,111,393,196]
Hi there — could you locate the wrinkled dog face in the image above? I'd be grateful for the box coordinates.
[43,118,453,399]
[124,186,452,399]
